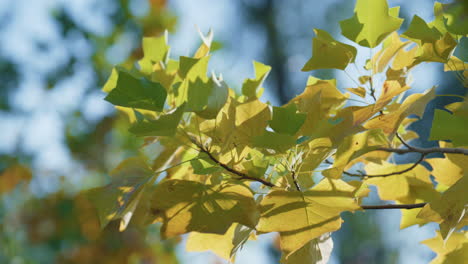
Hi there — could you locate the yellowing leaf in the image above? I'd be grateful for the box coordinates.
[418,176,468,240]
[370,32,409,74]
[257,178,360,256]
[150,180,258,238]
[292,76,347,137]
[280,234,333,264]
[415,33,457,64]
[86,157,154,230]
[176,56,210,107]
[365,161,431,201]
[422,231,468,264]
[340,0,403,48]
[392,45,418,70]
[365,86,435,135]
[138,33,170,74]
[323,130,385,179]
[427,157,463,187]
[186,224,253,261]
[242,61,271,99]
[444,56,468,72]
[302,29,357,71]
[346,87,367,98]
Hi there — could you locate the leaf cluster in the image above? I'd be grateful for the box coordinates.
[89,1,468,262]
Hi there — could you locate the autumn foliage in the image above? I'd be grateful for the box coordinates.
[88,0,468,263]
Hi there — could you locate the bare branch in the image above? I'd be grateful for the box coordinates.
[361,203,426,210]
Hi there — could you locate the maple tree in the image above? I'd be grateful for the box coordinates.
[90,0,468,262]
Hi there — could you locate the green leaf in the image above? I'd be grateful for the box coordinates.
[242,61,271,99]
[252,130,297,152]
[104,69,167,111]
[302,29,357,71]
[178,56,209,80]
[269,104,306,135]
[401,15,442,43]
[443,4,468,35]
[175,56,210,107]
[128,105,185,137]
[150,180,259,238]
[185,78,213,112]
[195,75,229,119]
[191,153,220,175]
[138,33,170,74]
[340,0,403,48]
[414,33,457,64]
[430,110,468,147]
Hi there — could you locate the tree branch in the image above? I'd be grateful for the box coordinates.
[361,203,426,210]
[344,153,426,178]
[378,134,468,155]
[291,170,301,191]
[188,137,276,188]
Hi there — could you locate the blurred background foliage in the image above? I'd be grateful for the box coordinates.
[0,0,466,263]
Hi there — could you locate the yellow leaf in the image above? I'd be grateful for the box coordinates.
[371,32,409,74]
[280,234,333,264]
[421,231,468,264]
[150,180,258,238]
[427,157,463,187]
[392,45,418,70]
[291,77,347,136]
[365,161,431,201]
[444,56,468,72]
[418,176,468,240]
[365,86,435,135]
[186,224,253,261]
[346,87,367,98]
[257,178,360,256]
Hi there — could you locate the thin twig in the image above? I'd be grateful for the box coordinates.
[188,136,276,188]
[343,153,426,178]
[291,170,301,191]
[361,203,426,210]
[376,134,468,156]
